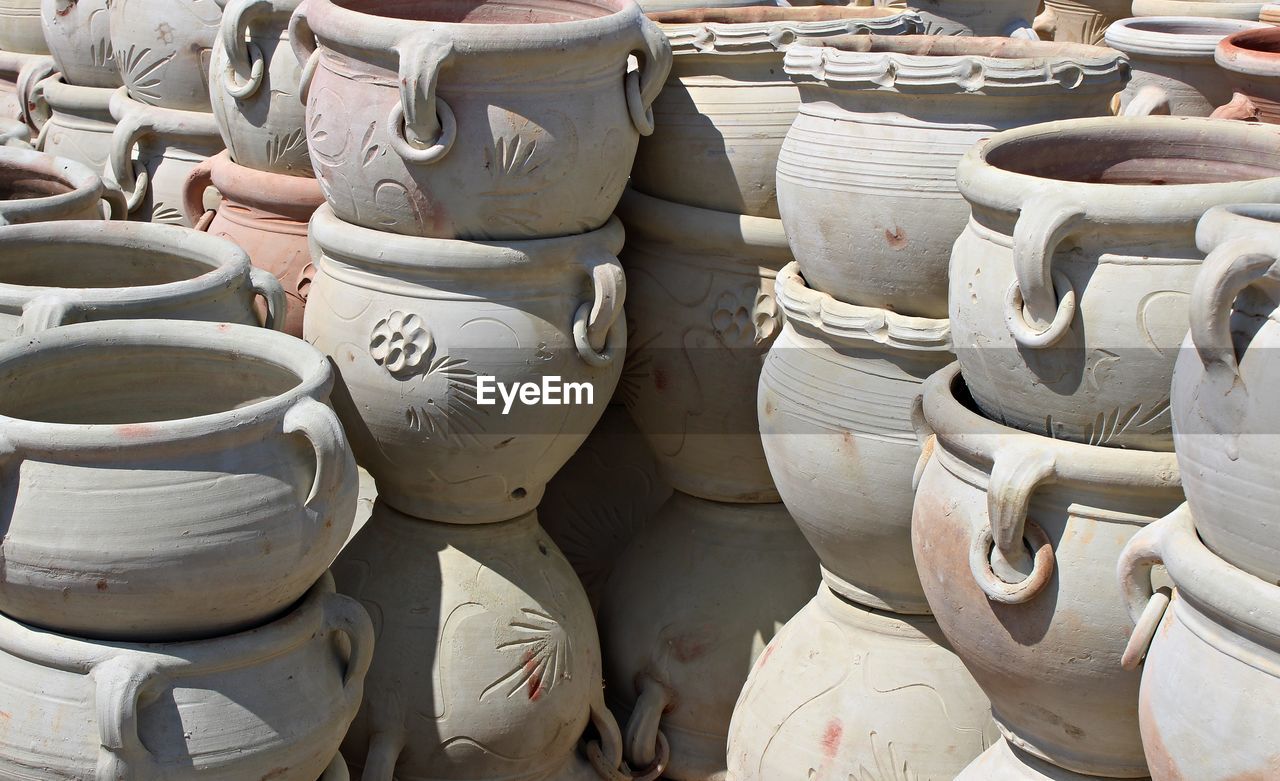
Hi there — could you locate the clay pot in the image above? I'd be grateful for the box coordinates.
[1133,0,1266,17]
[0,144,123,223]
[639,0,773,10]
[108,88,225,225]
[616,189,790,502]
[0,49,54,131]
[908,0,1040,36]
[956,738,1108,780]
[726,584,997,781]
[758,262,950,613]
[779,36,1125,318]
[335,503,621,781]
[539,403,671,611]
[305,203,625,523]
[0,0,46,53]
[0,116,27,146]
[292,0,671,240]
[1033,0,1131,43]
[1170,203,1280,583]
[599,491,819,781]
[40,0,120,88]
[30,77,116,171]
[912,363,1183,777]
[109,0,221,111]
[210,0,310,174]
[1106,17,1268,117]
[0,319,354,639]
[0,574,371,780]
[1118,505,1280,781]
[631,6,922,219]
[949,116,1280,450]
[1213,26,1280,121]
[184,151,323,337]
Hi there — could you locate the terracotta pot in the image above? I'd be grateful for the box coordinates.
[30,77,116,171]
[631,6,922,219]
[292,0,671,240]
[0,0,46,53]
[40,0,120,88]
[335,502,623,781]
[908,0,1040,36]
[1118,505,1280,781]
[539,403,671,611]
[950,116,1280,450]
[1213,26,1280,121]
[184,151,322,338]
[1033,0,1131,43]
[108,88,225,225]
[305,203,625,523]
[912,363,1183,777]
[1170,203,1280,583]
[109,0,221,111]
[1263,0,1280,19]
[616,189,790,503]
[758,262,950,613]
[599,491,819,781]
[210,0,310,174]
[956,738,1108,780]
[726,584,997,781]
[779,36,1125,318]
[0,144,123,223]
[0,319,353,639]
[1106,16,1268,117]
[1133,0,1265,17]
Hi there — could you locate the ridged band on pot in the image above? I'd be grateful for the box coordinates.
[0,573,372,780]
[631,6,923,219]
[210,0,310,174]
[1263,1,1280,20]
[40,0,121,88]
[109,0,222,111]
[950,115,1280,450]
[1106,16,1269,117]
[108,88,225,226]
[0,319,355,639]
[30,77,116,172]
[1133,0,1266,17]
[184,150,323,337]
[902,0,1040,37]
[1033,0,1132,44]
[0,145,124,223]
[779,35,1126,319]
[1213,26,1280,122]
[305,203,625,523]
[760,262,951,613]
[1170,203,1280,584]
[913,363,1183,776]
[0,0,47,53]
[291,0,671,240]
[616,188,791,502]
[1117,505,1280,780]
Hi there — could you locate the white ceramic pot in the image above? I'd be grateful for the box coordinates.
[109,0,222,111]
[0,574,372,780]
[210,0,310,174]
[1034,0,1131,43]
[912,363,1183,777]
[908,0,1040,36]
[293,0,671,240]
[108,88,225,225]
[0,319,355,640]
[759,262,951,613]
[40,0,120,88]
[1118,504,1280,781]
[632,6,922,219]
[726,584,997,781]
[1105,16,1268,117]
[1133,0,1266,18]
[599,491,819,781]
[950,116,1280,450]
[778,36,1125,318]
[1170,203,1280,583]
[617,189,791,502]
[0,144,122,223]
[30,77,116,171]
[305,203,624,523]
[0,0,47,53]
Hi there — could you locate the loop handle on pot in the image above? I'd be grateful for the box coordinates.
[320,591,375,707]
[288,2,319,104]
[909,392,934,492]
[574,252,626,366]
[624,18,673,137]
[108,110,153,215]
[1211,92,1260,122]
[1031,6,1056,40]
[624,676,672,772]
[1189,233,1278,382]
[283,396,353,530]
[92,654,164,781]
[588,690,670,781]
[1005,193,1086,348]
[16,57,55,133]
[249,267,288,331]
[182,157,217,230]
[319,754,350,781]
[221,0,272,100]
[389,32,456,164]
[1119,84,1171,117]
[20,292,83,334]
[968,440,1058,604]
[361,730,407,781]
[1116,506,1181,670]
[100,180,129,221]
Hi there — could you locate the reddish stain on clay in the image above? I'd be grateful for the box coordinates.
[95,579,108,592]
[55,0,75,15]
[820,719,843,759]
[217,323,231,332]
[670,635,708,662]
[116,423,152,439]
[653,368,669,392]
[522,649,544,701]
[758,643,776,669]
[884,227,907,249]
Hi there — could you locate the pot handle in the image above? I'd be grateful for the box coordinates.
[1211,92,1260,122]
[182,157,216,230]
[968,438,1057,604]
[19,291,85,333]
[1189,234,1279,381]
[388,30,456,164]
[1116,506,1180,670]
[1118,84,1171,117]
[320,754,350,781]
[1003,192,1085,349]
[361,731,406,781]
[250,267,288,330]
[16,57,55,133]
[589,690,668,781]
[221,0,271,100]
[1031,5,1056,40]
[320,591,375,708]
[92,654,164,781]
[574,250,626,367]
[284,396,353,535]
[620,676,672,781]
[108,109,153,215]
[625,18,673,137]
[909,392,934,492]
[288,1,319,104]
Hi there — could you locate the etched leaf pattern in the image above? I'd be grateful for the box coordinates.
[1047,399,1171,447]
[481,607,571,702]
[150,202,185,226]
[266,128,309,170]
[403,354,488,445]
[115,45,175,104]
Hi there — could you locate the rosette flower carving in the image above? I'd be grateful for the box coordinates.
[712,284,779,349]
[370,310,433,378]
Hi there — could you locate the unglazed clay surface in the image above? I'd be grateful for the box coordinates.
[1213,26,1280,123]
[0,144,123,223]
[109,0,222,111]
[31,78,117,172]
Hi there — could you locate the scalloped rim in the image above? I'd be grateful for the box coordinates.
[659,12,922,56]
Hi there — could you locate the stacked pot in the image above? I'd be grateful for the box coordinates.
[726,33,1129,781]
[1212,24,1280,120]
[0,0,53,128]
[292,0,676,777]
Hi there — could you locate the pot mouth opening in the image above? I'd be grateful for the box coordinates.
[1117,16,1257,36]
[649,6,903,24]
[332,0,625,23]
[0,163,75,202]
[0,241,220,289]
[1226,25,1280,53]
[797,33,1114,60]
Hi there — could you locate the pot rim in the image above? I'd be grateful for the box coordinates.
[617,187,791,262]
[774,262,951,351]
[1216,25,1280,76]
[0,318,333,452]
[957,116,1280,223]
[108,87,222,138]
[208,150,324,218]
[0,145,105,215]
[1132,0,1266,16]
[650,7,921,56]
[923,363,1181,487]
[0,51,49,78]
[39,74,116,110]
[1105,15,1268,59]
[1196,201,1280,252]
